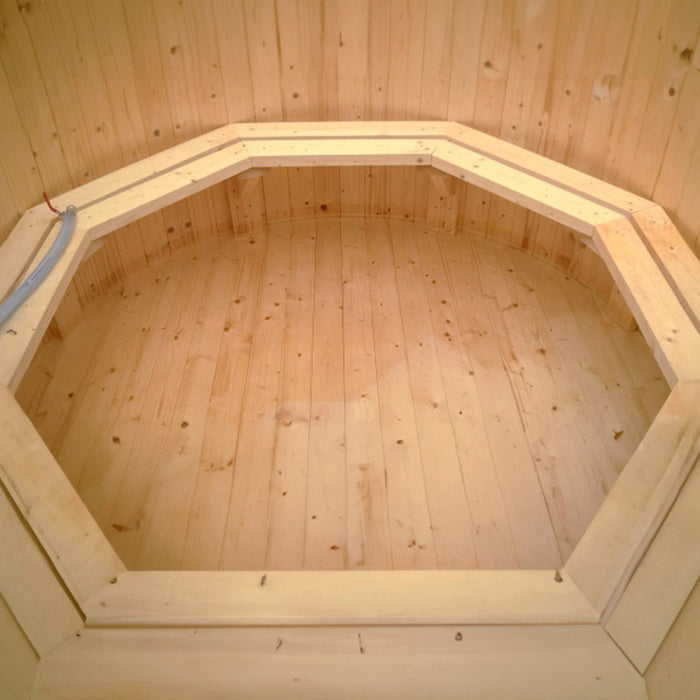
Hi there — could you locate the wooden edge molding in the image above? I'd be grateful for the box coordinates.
[0,384,125,607]
[0,122,697,677]
[33,624,647,700]
[82,569,598,628]
[0,484,83,656]
[605,444,700,673]
[564,381,700,615]
[593,219,700,385]
[631,206,700,331]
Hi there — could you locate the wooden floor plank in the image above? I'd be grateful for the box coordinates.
[106,248,213,567]
[341,219,392,569]
[471,237,610,559]
[218,226,291,569]
[50,281,152,487]
[135,244,240,570]
[77,257,188,533]
[439,232,563,568]
[16,299,111,455]
[390,222,478,568]
[181,236,265,570]
[304,219,347,569]
[264,221,315,570]
[365,219,437,568]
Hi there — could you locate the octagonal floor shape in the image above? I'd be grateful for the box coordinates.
[16,217,669,572]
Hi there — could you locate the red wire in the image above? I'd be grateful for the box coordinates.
[42,191,61,214]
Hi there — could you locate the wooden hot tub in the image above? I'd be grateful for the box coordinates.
[1,122,698,699]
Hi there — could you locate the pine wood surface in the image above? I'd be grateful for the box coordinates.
[2,0,699,337]
[0,592,38,700]
[16,219,669,572]
[645,577,700,699]
[32,624,647,700]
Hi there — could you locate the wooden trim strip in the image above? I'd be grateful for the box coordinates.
[47,124,243,213]
[565,381,700,614]
[432,141,620,235]
[245,137,435,167]
[235,120,450,139]
[631,206,700,331]
[33,625,647,700]
[80,142,251,239]
[82,570,598,628]
[0,385,125,606]
[593,219,700,385]
[0,209,56,304]
[0,484,83,656]
[446,122,654,215]
[605,453,700,672]
[0,223,92,390]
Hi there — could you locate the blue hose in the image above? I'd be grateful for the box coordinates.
[0,205,76,328]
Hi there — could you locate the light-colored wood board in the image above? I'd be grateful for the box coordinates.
[14,293,113,455]
[226,172,267,235]
[80,143,250,238]
[0,484,82,656]
[632,207,700,329]
[593,218,700,385]
[45,122,242,214]
[245,137,435,167]
[133,250,238,570]
[390,222,478,568]
[218,226,291,569]
[439,232,562,568]
[2,1,700,268]
[565,381,700,614]
[242,0,285,122]
[105,246,215,568]
[340,219,392,569]
[556,271,668,433]
[626,2,699,200]
[264,220,315,570]
[82,569,597,627]
[413,226,518,568]
[304,219,347,569]
[33,624,646,700]
[448,122,652,218]
[0,384,125,605]
[645,577,700,700]
[433,141,620,235]
[364,219,437,569]
[606,441,700,671]
[53,270,170,488]
[0,58,44,221]
[0,220,92,391]
[235,121,448,139]
[600,0,672,194]
[0,593,38,700]
[509,256,645,479]
[472,237,612,559]
[0,0,70,198]
[181,238,265,570]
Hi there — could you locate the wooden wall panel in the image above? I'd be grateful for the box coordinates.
[1,0,698,275]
